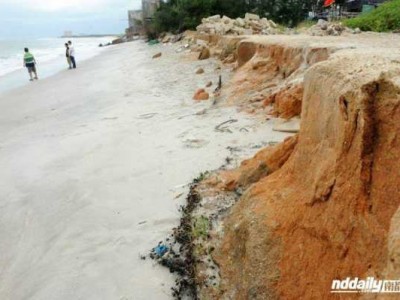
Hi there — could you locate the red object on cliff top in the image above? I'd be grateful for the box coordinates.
[324,0,335,7]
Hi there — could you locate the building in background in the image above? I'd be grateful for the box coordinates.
[126,10,144,37]
[126,0,160,38]
[142,0,161,35]
[142,0,160,21]
[63,31,73,38]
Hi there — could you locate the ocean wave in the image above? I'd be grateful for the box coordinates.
[0,37,113,77]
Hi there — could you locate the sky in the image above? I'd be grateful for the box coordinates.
[0,0,142,38]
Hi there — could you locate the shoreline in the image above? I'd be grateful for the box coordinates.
[0,37,116,95]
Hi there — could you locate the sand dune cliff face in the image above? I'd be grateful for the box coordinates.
[211,43,400,299]
[223,38,331,118]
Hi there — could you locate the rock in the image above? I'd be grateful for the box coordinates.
[152,52,162,59]
[207,15,221,22]
[224,54,236,64]
[222,15,232,24]
[198,47,211,60]
[269,20,278,28]
[260,18,271,28]
[197,12,279,36]
[112,38,124,45]
[245,13,260,21]
[317,19,328,30]
[327,27,336,35]
[243,29,254,35]
[353,27,362,34]
[196,68,205,74]
[193,89,209,101]
[263,84,304,119]
[171,33,184,43]
[234,18,245,27]
[206,81,213,88]
[162,35,171,43]
[309,21,345,36]
[250,20,263,32]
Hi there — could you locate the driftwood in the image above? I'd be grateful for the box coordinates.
[213,75,223,105]
[215,119,238,133]
[138,113,158,119]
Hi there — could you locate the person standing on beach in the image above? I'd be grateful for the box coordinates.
[65,43,72,69]
[68,41,76,69]
[23,48,38,81]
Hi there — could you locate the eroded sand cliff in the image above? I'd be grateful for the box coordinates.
[187,33,400,299]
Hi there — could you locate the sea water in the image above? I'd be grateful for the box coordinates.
[0,37,115,93]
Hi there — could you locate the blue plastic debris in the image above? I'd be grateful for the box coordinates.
[154,245,168,257]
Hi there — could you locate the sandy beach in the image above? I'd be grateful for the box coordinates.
[0,41,289,299]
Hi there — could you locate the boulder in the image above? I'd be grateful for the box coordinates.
[224,54,236,64]
[198,47,211,60]
[260,18,271,28]
[234,18,245,27]
[162,35,171,43]
[269,20,278,28]
[112,38,124,45]
[193,89,210,101]
[309,21,345,36]
[207,15,221,22]
[222,15,232,24]
[196,68,205,74]
[263,84,304,119]
[317,19,328,30]
[206,81,213,88]
[196,12,278,36]
[245,13,260,21]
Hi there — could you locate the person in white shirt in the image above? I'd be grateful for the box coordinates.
[68,41,76,69]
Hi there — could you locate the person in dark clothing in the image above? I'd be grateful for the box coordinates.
[65,43,72,69]
[68,41,76,69]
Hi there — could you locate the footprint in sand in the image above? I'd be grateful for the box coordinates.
[183,139,209,149]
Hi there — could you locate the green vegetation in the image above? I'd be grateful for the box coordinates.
[192,216,210,239]
[153,0,316,33]
[296,19,317,29]
[344,0,400,32]
[193,171,210,183]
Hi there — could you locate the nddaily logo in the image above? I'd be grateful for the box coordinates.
[331,277,400,294]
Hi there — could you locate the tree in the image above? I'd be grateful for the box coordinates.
[153,0,318,33]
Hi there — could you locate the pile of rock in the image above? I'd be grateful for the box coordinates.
[308,19,346,36]
[160,33,184,44]
[196,13,278,36]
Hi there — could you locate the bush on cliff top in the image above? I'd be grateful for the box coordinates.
[344,0,400,32]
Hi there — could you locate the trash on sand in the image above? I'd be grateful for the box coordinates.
[154,245,169,257]
[148,39,159,46]
[174,192,184,199]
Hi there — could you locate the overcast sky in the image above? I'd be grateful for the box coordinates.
[0,0,142,38]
